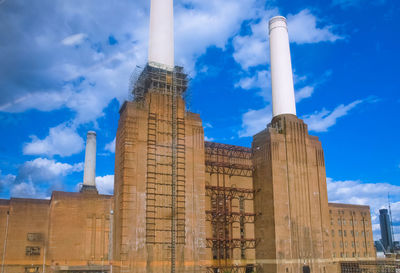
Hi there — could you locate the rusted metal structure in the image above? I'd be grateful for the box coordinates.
[204,142,257,271]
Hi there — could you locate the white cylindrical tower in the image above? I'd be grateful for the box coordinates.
[269,16,297,117]
[83,131,97,190]
[148,0,174,70]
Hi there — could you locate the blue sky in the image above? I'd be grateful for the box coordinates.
[0,0,399,241]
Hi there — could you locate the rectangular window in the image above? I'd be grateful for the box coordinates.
[27,233,43,242]
[25,246,40,256]
[344,230,347,237]
[339,230,342,236]
[332,230,335,237]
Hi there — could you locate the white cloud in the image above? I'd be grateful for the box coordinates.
[0,172,16,195]
[105,137,116,153]
[1,158,83,198]
[332,0,386,8]
[23,123,84,157]
[232,10,276,70]
[327,177,400,241]
[236,70,271,92]
[0,0,271,130]
[204,136,215,142]
[96,175,114,195]
[203,122,213,129]
[302,100,363,132]
[175,0,261,72]
[287,10,343,44]
[295,86,315,102]
[233,9,342,70]
[17,158,83,183]
[239,105,272,137]
[10,181,42,199]
[61,33,87,46]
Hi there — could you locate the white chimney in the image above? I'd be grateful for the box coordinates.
[82,131,97,192]
[269,16,297,117]
[148,0,174,71]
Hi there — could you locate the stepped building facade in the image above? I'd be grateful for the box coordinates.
[0,1,376,273]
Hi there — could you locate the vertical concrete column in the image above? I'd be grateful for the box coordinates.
[83,131,97,189]
[148,0,174,70]
[269,16,297,117]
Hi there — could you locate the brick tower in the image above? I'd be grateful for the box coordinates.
[252,17,334,273]
[113,0,207,272]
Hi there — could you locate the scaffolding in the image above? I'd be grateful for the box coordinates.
[133,63,188,273]
[340,260,400,273]
[131,64,187,101]
[204,142,257,272]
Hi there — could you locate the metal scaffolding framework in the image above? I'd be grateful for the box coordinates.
[340,261,400,273]
[131,64,187,101]
[204,142,257,271]
[133,64,188,273]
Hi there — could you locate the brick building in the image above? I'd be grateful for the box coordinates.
[0,2,377,273]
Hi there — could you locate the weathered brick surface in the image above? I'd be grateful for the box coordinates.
[0,112,377,273]
[253,114,336,273]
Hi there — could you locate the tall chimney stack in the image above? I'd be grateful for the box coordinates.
[148,0,174,70]
[269,16,297,117]
[81,131,97,193]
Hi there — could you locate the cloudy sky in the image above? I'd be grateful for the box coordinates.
[0,0,399,241]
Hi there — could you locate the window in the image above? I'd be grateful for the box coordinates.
[344,230,347,237]
[340,242,343,247]
[331,230,335,237]
[351,230,354,237]
[27,233,43,242]
[350,220,353,225]
[345,242,348,247]
[332,242,335,248]
[339,230,342,236]
[352,252,355,257]
[25,267,39,273]
[343,219,346,225]
[352,242,354,247]
[338,219,341,225]
[332,252,336,258]
[25,246,40,256]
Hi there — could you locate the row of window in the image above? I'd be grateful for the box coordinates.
[330,210,368,216]
[332,229,368,237]
[332,252,371,258]
[332,241,371,248]
[26,246,41,256]
[331,218,368,226]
